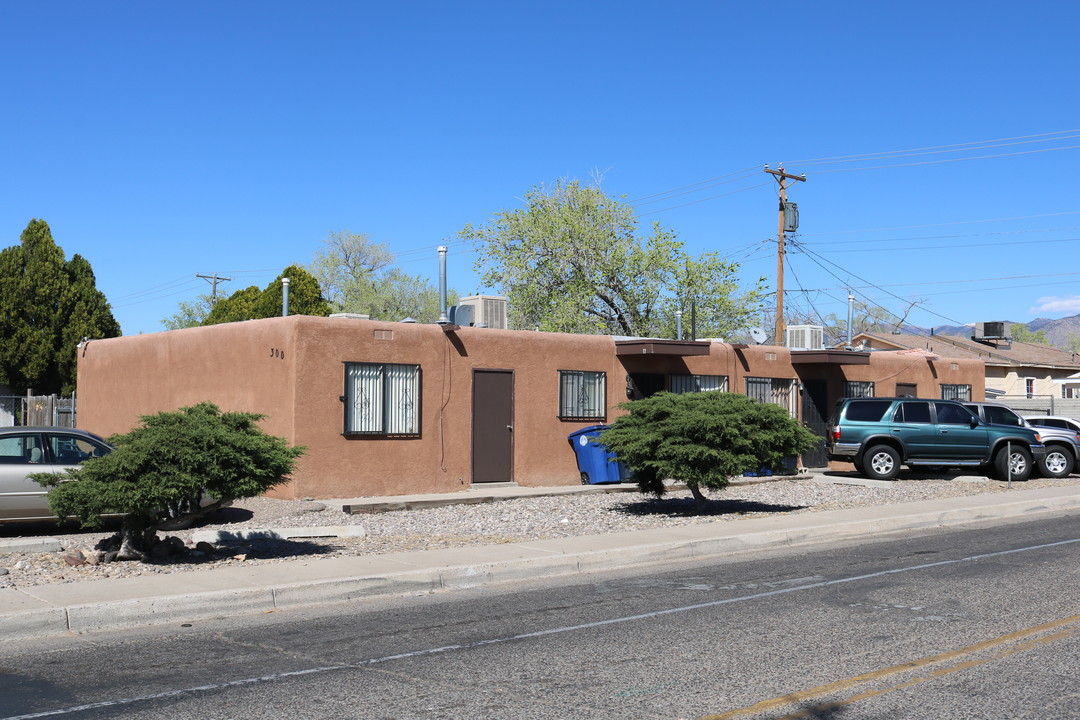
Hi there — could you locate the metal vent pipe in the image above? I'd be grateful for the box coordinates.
[438,246,448,323]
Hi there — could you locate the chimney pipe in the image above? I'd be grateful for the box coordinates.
[282,277,290,316]
[437,246,448,324]
[846,290,854,346]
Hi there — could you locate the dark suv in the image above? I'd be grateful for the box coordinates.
[827,397,1046,481]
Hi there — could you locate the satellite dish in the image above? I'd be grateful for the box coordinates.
[749,327,767,344]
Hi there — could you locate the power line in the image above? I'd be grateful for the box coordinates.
[803,226,1080,246]
[637,182,771,217]
[786,129,1080,168]
[798,211,1080,238]
[629,170,761,207]
[813,235,1079,254]
[811,143,1080,175]
[789,239,969,327]
[626,166,762,204]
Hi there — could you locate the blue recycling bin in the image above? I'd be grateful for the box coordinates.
[567,425,629,484]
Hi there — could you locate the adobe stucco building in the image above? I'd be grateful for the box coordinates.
[75,316,985,499]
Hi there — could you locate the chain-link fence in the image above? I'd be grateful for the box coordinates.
[996,395,1080,419]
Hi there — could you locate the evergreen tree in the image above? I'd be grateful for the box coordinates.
[254,265,332,319]
[33,402,304,560]
[202,265,331,326]
[600,392,817,505]
[0,220,120,395]
[203,286,262,325]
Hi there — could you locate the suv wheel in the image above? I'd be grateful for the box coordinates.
[994,446,1033,481]
[862,445,900,480]
[1038,446,1074,478]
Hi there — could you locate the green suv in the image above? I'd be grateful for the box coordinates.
[827,397,1046,481]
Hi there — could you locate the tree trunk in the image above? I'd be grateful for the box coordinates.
[687,481,707,507]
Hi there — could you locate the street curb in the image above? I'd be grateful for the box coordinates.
[3,487,1079,640]
[0,538,62,555]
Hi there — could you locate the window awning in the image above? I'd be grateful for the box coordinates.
[789,349,871,365]
[614,339,712,356]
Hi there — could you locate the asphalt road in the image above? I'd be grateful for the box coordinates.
[3,513,1080,720]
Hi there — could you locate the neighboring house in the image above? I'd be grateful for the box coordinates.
[852,331,1080,415]
[75,316,985,499]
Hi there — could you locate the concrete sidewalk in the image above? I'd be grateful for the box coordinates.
[3,483,1080,641]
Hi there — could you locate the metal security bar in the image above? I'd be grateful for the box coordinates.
[669,374,729,394]
[344,363,420,435]
[745,377,798,418]
[559,370,606,419]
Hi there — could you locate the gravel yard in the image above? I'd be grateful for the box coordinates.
[1,474,1077,589]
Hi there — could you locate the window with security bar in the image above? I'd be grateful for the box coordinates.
[940,384,971,402]
[344,362,420,435]
[669,374,728,394]
[745,376,798,417]
[559,370,606,420]
[844,381,875,398]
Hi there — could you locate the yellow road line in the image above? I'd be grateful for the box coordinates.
[702,612,1080,720]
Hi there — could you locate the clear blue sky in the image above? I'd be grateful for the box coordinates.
[3,2,1078,338]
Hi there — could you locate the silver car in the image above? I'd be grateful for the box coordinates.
[0,427,111,522]
[1022,415,1080,434]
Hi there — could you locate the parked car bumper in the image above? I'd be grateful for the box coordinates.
[826,442,861,460]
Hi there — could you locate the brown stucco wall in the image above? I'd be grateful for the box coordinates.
[77,318,986,499]
[76,319,299,440]
[78,317,627,499]
[825,352,986,402]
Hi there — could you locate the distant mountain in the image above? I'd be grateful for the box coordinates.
[1032,315,1080,346]
[929,315,1080,348]
[927,323,970,336]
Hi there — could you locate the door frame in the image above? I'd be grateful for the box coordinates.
[471,368,515,484]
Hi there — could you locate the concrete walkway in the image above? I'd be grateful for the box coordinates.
[3,481,1080,641]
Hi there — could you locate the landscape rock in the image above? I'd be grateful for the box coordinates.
[0,476,1077,591]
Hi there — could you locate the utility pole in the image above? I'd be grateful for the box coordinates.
[196,273,232,305]
[765,166,806,346]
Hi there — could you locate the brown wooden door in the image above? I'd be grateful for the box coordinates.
[472,370,514,483]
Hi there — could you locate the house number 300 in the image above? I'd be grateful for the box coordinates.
[270,348,285,359]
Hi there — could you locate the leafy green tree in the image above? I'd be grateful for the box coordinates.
[202,266,331,326]
[306,230,455,323]
[1010,325,1050,344]
[0,220,120,395]
[1065,334,1080,354]
[599,392,818,505]
[458,179,766,336]
[33,402,304,560]
[162,294,214,329]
